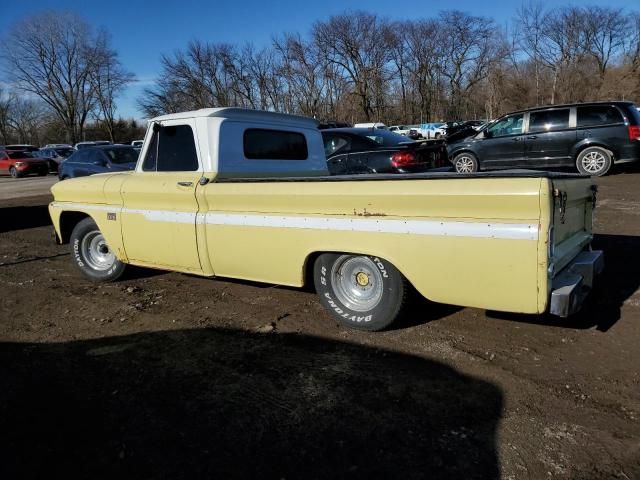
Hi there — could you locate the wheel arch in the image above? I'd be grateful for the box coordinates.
[571,140,617,161]
[301,249,424,298]
[59,210,91,244]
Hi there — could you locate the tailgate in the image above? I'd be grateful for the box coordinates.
[549,177,595,275]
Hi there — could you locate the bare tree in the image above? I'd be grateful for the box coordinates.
[313,12,392,121]
[1,12,109,142]
[89,30,135,142]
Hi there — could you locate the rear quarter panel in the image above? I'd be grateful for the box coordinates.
[199,177,548,314]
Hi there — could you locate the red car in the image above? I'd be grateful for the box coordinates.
[0,150,49,178]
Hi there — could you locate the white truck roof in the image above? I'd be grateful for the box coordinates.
[151,107,319,128]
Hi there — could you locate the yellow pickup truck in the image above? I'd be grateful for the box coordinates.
[49,108,603,331]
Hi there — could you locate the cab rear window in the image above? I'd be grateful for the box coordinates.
[243,129,308,160]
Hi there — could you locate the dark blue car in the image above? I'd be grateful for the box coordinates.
[58,145,139,180]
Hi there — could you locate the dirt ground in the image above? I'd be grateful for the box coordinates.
[1,169,639,479]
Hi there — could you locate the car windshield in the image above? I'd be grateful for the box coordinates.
[7,151,33,159]
[54,148,75,158]
[358,130,415,146]
[102,147,139,164]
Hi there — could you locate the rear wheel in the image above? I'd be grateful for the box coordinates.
[454,152,479,173]
[70,218,126,282]
[576,147,612,176]
[313,253,408,331]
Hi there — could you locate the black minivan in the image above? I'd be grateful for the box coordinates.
[448,101,640,176]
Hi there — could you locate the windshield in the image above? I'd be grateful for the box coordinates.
[102,147,139,164]
[54,148,75,158]
[358,130,415,147]
[7,151,33,159]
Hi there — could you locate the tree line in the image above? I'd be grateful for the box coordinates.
[1,5,639,146]
[0,11,139,145]
[140,5,640,124]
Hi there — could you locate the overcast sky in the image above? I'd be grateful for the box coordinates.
[2,0,637,120]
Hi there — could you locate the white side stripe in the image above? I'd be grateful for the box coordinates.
[52,202,538,240]
[204,213,538,240]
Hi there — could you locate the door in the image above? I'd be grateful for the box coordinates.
[0,152,9,173]
[525,108,575,167]
[120,120,203,272]
[476,113,525,168]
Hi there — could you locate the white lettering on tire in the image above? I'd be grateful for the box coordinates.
[373,257,389,278]
[323,292,372,323]
[73,239,85,267]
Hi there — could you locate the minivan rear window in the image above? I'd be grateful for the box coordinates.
[577,105,624,127]
[529,109,570,133]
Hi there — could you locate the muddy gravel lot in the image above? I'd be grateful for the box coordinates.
[1,170,639,479]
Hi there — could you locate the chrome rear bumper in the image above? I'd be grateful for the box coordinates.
[549,250,604,317]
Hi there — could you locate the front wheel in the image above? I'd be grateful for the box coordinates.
[453,152,479,173]
[70,218,126,282]
[9,166,21,178]
[313,253,408,331]
[576,147,612,176]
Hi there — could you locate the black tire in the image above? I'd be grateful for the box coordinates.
[313,253,408,331]
[9,166,21,178]
[70,217,126,282]
[576,146,612,176]
[435,133,442,139]
[453,152,479,173]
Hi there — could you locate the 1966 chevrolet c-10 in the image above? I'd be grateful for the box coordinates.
[49,108,603,331]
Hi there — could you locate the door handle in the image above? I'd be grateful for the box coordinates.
[526,135,537,139]
[513,137,523,141]
[177,181,193,187]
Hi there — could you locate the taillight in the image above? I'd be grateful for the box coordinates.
[629,125,640,140]
[391,151,417,168]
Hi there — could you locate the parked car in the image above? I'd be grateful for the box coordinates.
[448,101,640,176]
[388,125,411,136]
[58,145,138,179]
[353,122,387,129]
[0,150,49,178]
[4,144,39,152]
[74,141,112,149]
[38,146,76,173]
[418,123,447,139]
[322,127,447,175]
[43,143,73,149]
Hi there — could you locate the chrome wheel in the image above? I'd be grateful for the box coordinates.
[455,155,476,173]
[581,151,606,174]
[81,230,115,271]
[331,255,383,312]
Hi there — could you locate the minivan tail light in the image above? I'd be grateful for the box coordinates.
[391,151,417,168]
[629,125,640,141]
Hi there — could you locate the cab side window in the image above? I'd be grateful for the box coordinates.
[142,125,199,172]
[529,109,570,133]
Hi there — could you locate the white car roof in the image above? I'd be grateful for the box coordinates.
[151,107,319,128]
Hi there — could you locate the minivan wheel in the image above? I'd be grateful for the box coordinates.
[454,152,479,173]
[576,147,612,176]
[313,253,408,331]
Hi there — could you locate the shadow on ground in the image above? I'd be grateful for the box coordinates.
[488,233,640,332]
[0,328,502,479]
[0,204,52,233]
